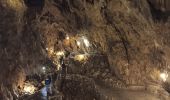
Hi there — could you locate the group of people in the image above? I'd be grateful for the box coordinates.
[41,55,68,100]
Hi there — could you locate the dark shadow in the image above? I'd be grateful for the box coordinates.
[147,0,170,22]
[24,0,45,7]
[23,0,45,20]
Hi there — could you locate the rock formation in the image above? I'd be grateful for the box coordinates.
[0,0,170,100]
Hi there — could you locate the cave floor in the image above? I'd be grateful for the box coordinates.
[22,90,164,100]
[19,76,170,100]
[97,86,161,100]
[21,85,169,100]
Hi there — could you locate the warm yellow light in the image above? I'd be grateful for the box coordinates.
[55,51,65,56]
[66,35,70,40]
[77,41,81,46]
[23,83,36,94]
[6,0,25,11]
[74,54,87,62]
[160,72,168,82]
[57,64,61,70]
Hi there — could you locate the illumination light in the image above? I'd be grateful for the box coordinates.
[160,72,168,82]
[42,67,46,70]
[23,83,36,94]
[83,37,90,47]
[7,0,24,11]
[57,64,61,70]
[42,66,46,73]
[77,41,81,46]
[66,35,70,40]
[74,54,87,62]
[55,51,65,56]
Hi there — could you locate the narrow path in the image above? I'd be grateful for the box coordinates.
[96,84,166,100]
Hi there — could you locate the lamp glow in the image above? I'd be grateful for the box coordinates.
[66,35,70,40]
[160,72,168,82]
[23,83,36,94]
[77,41,81,46]
[74,54,87,62]
[42,67,46,70]
[83,38,90,47]
[57,64,61,70]
[42,66,46,73]
[55,51,65,56]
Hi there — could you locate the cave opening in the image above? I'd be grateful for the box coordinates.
[147,0,170,22]
[24,0,45,7]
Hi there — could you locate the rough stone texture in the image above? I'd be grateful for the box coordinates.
[0,0,46,99]
[37,0,165,85]
[0,0,170,100]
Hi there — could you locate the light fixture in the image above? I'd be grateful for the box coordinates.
[57,64,61,70]
[42,66,46,73]
[55,51,65,56]
[42,67,46,70]
[66,35,70,40]
[23,83,36,94]
[74,54,87,62]
[77,41,81,46]
[83,37,90,47]
[160,72,168,82]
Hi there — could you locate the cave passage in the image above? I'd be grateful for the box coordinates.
[148,0,170,22]
[1,0,170,100]
[24,0,45,7]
